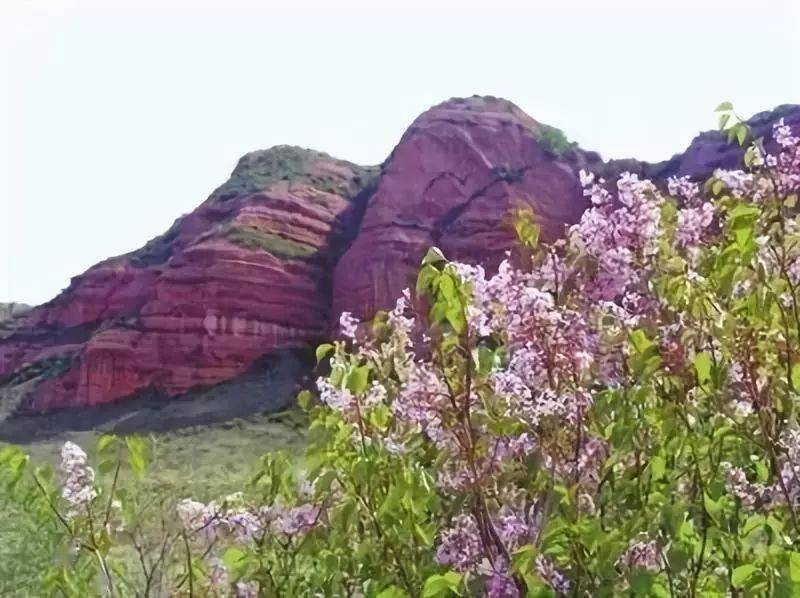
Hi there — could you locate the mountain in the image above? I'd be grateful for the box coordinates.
[1,97,798,436]
[0,303,31,323]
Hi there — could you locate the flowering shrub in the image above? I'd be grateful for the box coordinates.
[3,106,800,596]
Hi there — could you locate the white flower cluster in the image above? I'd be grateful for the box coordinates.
[59,441,97,517]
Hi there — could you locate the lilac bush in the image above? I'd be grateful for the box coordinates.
[2,105,800,596]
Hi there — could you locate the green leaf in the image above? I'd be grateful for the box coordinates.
[790,552,800,582]
[377,587,409,598]
[629,329,654,354]
[222,547,246,573]
[414,522,435,547]
[694,352,712,386]
[346,365,370,395]
[715,101,733,112]
[297,389,313,410]
[423,572,462,597]
[416,264,440,294]
[732,564,765,589]
[741,514,765,538]
[628,572,655,595]
[703,491,723,520]
[315,343,335,364]
[649,455,666,481]
[791,363,800,391]
[125,436,148,477]
[96,435,117,453]
[422,247,446,266]
[736,124,748,147]
[439,274,457,301]
[445,303,465,334]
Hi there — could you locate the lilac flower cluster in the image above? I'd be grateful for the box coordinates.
[176,497,323,544]
[59,441,98,517]
[726,428,800,511]
[615,537,661,572]
[534,555,571,594]
[298,116,800,593]
[339,311,359,340]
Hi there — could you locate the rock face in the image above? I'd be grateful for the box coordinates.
[0,147,374,416]
[1,97,797,427]
[333,96,595,320]
[0,303,30,323]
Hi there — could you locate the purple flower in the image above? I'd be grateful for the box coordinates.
[535,556,571,594]
[435,514,484,572]
[676,202,714,247]
[339,311,359,340]
[616,537,661,572]
[486,564,520,597]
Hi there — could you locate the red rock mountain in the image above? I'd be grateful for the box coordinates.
[334,96,594,320]
[0,147,374,418]
[1,97,798,428]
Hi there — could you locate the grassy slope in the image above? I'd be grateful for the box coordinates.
[19,408,307,497]
[0,410,307,594]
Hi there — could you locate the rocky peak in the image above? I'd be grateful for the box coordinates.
[332,95,591,321]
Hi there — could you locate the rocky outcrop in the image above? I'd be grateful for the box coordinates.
[1,97,797,427]
[0,303,30,324]
[333,96,597,320]
[0,147,375,415]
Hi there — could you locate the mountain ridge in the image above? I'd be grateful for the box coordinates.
[1,96,798,437]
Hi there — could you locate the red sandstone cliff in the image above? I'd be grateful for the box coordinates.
[1,97,797,423]
[333,96,595,321]
[0,146,374,415]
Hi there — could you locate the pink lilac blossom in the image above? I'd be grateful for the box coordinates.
[234,580,259,598]
[316,377,355,414]
[339,311,359,340]
[177,499,322,545]
[724,465,771,508]
[615,537,661,572]
[273,504,322,535]
[486,564,520,598]
[714,169,755,199]
[676,202,714,247]
[59,441,98,517]
[788,257,800,286]
[668,175,702,206]
[383,436,407,455]
[724,429,800,510]
[435,514,484,572]
[363,381,388,408]
[534,555,571,594]
[393,361,453,447]
[571,171,665,301]
[775,118,798,148]
[206,557,228,590]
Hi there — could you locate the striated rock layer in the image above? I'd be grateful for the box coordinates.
[0,147,375,415]
[1,97,798,425]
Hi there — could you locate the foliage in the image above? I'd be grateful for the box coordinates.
[225,226,317,260]
[2,107,800,596]
[538,124,576,158]
[211,146,372,203]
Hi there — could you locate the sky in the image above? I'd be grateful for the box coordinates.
[1,0,799,306]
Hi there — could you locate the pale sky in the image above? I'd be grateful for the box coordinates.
[2,0,799,306]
